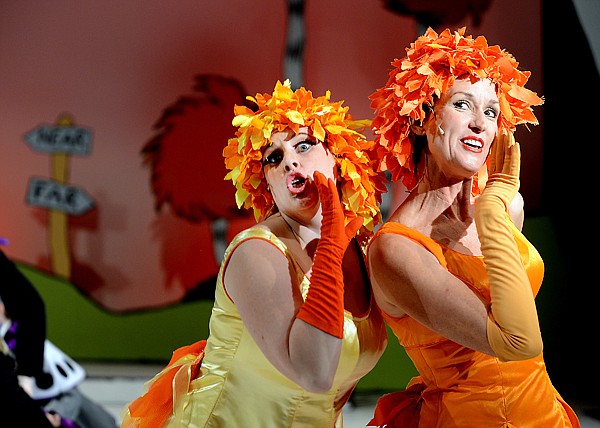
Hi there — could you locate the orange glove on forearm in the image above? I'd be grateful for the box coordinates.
[295,171,363,338]
[475,131,542,361]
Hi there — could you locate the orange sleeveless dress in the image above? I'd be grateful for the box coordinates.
[367,222,580,428]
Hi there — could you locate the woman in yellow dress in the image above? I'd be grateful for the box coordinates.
[122,80,389,427]
[366,27,580,427]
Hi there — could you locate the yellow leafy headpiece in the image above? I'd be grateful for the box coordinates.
[223,80,387,232]
[369,27,544,192]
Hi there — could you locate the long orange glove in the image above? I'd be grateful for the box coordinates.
[475,130,542,361]
[295,171,363,338]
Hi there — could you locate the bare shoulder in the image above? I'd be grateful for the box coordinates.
[369,229,432,273]
[228,227,284,266]
[368,225,449,318]
[226,224,286,281]
[224,232,293,307]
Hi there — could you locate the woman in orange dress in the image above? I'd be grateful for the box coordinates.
[121,80,389,427]
[366,27,580,427]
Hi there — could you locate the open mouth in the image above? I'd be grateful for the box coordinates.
[287,173,307,194]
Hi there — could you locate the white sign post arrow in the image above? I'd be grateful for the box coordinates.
[26,177,94,216]
[24,125,92,155]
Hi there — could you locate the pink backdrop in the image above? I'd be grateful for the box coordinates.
[0,0,543,311]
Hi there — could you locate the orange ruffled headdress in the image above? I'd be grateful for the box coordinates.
[369,27,544,193]
[223,79,387,232]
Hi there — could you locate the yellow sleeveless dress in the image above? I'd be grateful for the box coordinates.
[367,222,580,428]
[124,227,387,428]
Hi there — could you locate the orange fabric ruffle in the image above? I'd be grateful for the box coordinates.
[367,378,425,428]
[122,340,206,428]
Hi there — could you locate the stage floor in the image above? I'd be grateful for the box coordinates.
[78,362,600,427]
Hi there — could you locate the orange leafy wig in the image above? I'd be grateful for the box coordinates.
[369,27,544,192]
[223,80,387,232]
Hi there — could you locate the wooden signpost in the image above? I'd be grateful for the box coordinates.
[24,113,94,278]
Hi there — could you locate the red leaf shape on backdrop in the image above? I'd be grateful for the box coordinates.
[142,74,254,223]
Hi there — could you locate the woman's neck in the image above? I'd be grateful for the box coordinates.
[280,212,321,249]
[392,179,481,255]
[406,176,472,216]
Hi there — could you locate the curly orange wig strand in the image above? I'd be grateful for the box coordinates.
[369,27,544,193]
[223,80,387,233]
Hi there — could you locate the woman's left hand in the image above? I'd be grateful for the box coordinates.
[313,171,363,247]
[480,130,521,211]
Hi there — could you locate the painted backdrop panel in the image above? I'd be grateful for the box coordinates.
[0,0,542,311]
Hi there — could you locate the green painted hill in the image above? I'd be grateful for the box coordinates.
[18,263,417,392]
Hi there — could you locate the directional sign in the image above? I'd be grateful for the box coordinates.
[26,177,94,215]
[24,125,92,155]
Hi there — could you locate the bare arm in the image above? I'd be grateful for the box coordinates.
[369,233,495,354]
[225,238,341,393]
